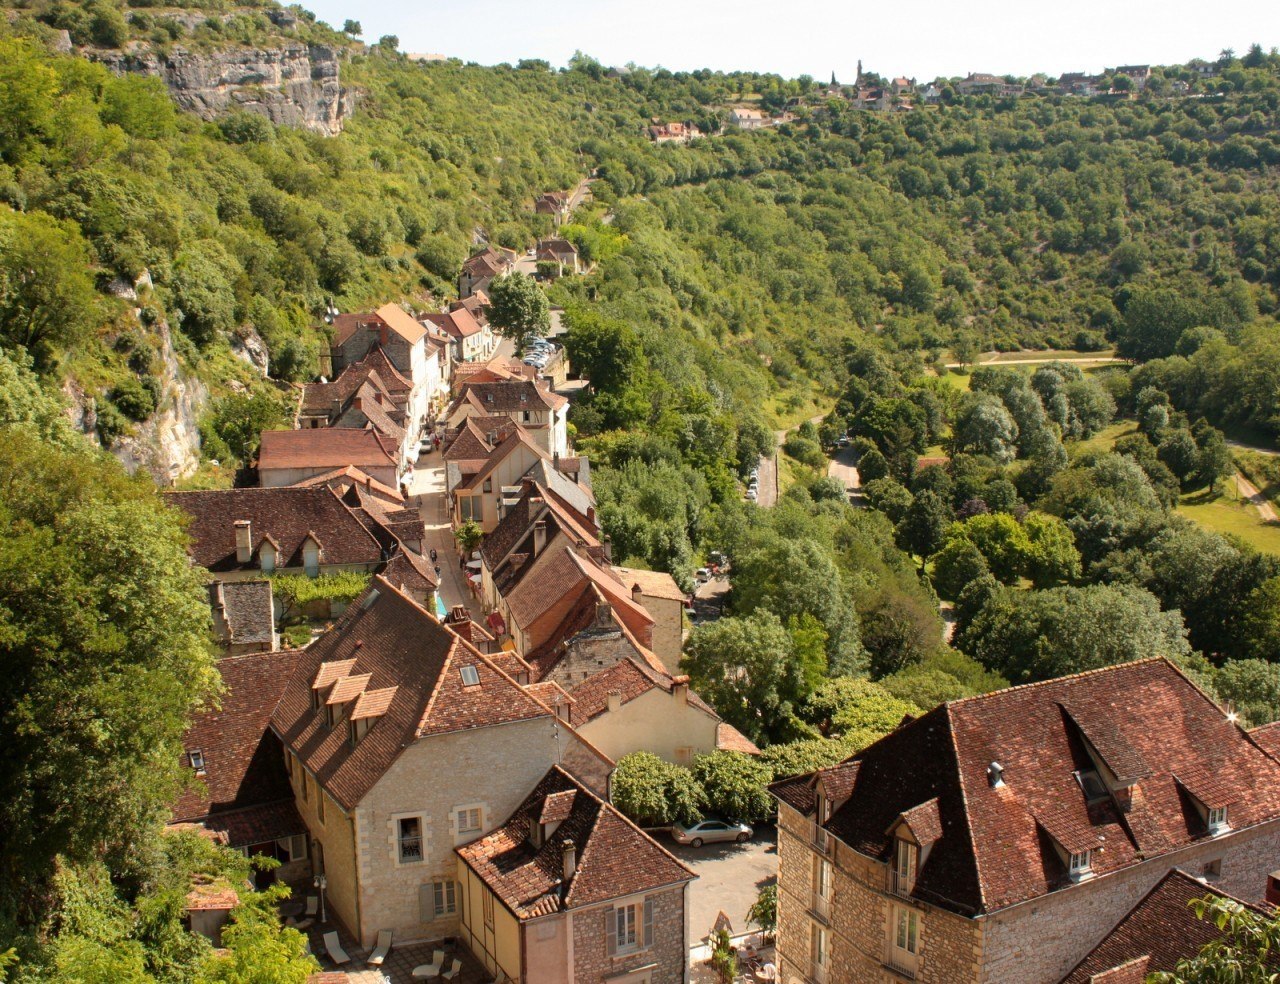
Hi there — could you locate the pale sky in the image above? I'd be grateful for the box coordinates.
[304,0,1275,81]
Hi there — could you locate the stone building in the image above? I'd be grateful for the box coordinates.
[456,765,695,983]
[769,658,1280,984]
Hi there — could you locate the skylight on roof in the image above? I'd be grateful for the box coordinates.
[460,665,481,687]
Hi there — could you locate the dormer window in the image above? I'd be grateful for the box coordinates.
[1075,769,1108,803]
[188,749,206,775]
[1069,850,1093,879]
[1208,806,1229,834]
[892,838,918,895]
[460,665,481,687]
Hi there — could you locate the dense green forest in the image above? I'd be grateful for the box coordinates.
[3,0,1280,974]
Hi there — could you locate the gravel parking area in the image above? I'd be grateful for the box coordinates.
[666,825,777,945]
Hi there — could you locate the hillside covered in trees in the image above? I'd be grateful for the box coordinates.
[2,0,1280,975]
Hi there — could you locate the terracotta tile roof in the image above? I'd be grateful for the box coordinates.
[456,766,694,920]
[449,293,490,326]
[717,722,761,755]
[289,466,403,504]
[1060,870,1274,983]
[351,686,398,720]
[270,578,560,810]
[373,302,427,344]
[381,547,439,593]
[612,566,686,603]
[1251,720,1280,761]
[461,247,513,278]
[301,362,402,417]
[344,388,405,443]
[424,308,484,340]
[895,798,943,845]
[356,347,413,395]
[200,799,306,847]
[171,649,303,826]
[210,580,274,647]
[257,429,397,473]
[481,482,600,575]
[444,418,515,463]
[771,659,1280,917]
[567,658,665,726]
[166,487,383,573]
[540,790,577,824]
[327,673,372,704]
[187,883,240,911]
[458,380,556,414]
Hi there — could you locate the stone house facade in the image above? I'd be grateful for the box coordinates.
[769,659,1280,984]
[456,766,694,983]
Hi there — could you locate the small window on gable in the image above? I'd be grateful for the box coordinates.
[1208,806,1228,833]
[1069,850,1092,877]
[188,750,205,774]
[460,665,481,687]
[483,478,492,493]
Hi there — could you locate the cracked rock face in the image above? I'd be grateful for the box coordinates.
[97,44,351,135]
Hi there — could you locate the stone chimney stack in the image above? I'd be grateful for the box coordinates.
[673,674,690,706]
[606,690,622,713]
[234,520,253,564]
[631,582,643,605]
[601,534,612,563]
[562,839,577,881]
[533,520,547,557]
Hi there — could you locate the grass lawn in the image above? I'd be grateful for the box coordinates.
[984,348,1117,363]
[1068,420,1138,457]
[764,392,833,431]
[936,370,972,392]
[1177,479,1280,556]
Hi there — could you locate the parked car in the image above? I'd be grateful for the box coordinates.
[745,489,758,501]
[695,567,711,582]
[672,819,753,847]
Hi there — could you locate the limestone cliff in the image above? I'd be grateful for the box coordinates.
[109,322,208,485]
[97,43,352,135]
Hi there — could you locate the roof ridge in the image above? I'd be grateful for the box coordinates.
[940,703,987,913]
[946,657,1168,708]
[553,765,695,905]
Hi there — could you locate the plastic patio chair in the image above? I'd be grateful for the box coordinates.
[368,929,393,966]
[323,931,350,966]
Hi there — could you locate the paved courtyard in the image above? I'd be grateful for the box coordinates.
[667,825,777,945]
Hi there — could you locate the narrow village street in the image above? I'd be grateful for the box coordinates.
[407,456,470,613]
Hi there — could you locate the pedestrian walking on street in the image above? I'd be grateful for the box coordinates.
[429,548,438,563]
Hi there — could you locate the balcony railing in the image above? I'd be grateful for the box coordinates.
[887,868,915,898]
[885,954,917,979]
[809,962,828,984]
[810,891,831,924]
[398,836,423,862]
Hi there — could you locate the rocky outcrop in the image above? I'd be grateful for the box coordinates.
[229,326,270,377]
[97,43,351,135]
[111,322,208,484]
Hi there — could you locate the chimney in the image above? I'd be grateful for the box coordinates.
[988,762,1005,788]
[601,534,612,563]
[353,396,363,413]
[234,520,252,563]
[606,691,622,713]
[561,839,577,882]
[673,674,690,706]
[533,520,547,557]
[448,605,469,625]
[631,583,643,605]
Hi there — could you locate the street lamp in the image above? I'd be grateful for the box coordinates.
[313,873,327,924]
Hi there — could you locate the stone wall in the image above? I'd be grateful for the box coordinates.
[570,885,687,984]
[979,819,1280,984]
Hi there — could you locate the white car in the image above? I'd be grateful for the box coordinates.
[745,489,758,501]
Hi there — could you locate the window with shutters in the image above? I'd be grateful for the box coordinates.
[608,897,654,956]
[421,880,456,921]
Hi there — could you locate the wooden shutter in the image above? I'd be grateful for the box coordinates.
[605,907,616,956]
[643,897,654,947]
[419,883,434,923]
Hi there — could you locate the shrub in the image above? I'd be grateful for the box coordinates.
[611,752,705,827]
[691,751,773,823]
